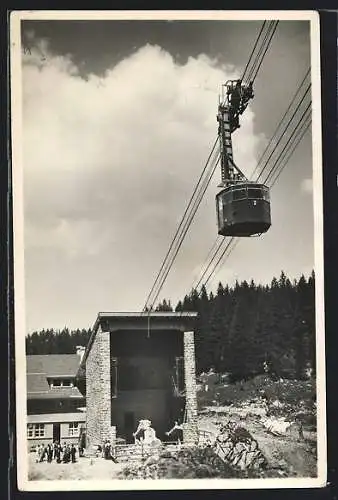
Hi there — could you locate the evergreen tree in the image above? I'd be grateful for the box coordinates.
[175,300,183,312]
[217,282,225,296]
[26,327,92,355]
[155,298,173,311]
[25,270,316,381]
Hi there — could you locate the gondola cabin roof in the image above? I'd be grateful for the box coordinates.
[218,182,270,193]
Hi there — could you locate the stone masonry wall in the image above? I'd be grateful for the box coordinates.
[183,330,198,445]
[86,325,111,452]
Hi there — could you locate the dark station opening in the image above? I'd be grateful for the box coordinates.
[110,329,185,443]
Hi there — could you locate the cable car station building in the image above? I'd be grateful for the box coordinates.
[76,312,199,451]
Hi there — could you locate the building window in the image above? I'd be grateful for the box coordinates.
[35,424,45,437]
[27,423,45,438]
[49,378,74,388]
[248,188,264,200]
[68,422,79,437]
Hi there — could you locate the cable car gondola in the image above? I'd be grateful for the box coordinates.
[216,182,271,237]
[216,80,271,237]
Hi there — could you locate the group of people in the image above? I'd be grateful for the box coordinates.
[102,439,118,462]
[132,418,185,447]
[35,441,78,464]
[93,440,118,462]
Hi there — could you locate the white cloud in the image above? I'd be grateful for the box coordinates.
[22,37,265,329]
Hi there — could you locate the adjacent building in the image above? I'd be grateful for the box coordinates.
[76,312,199,452]
[26,348,86,450]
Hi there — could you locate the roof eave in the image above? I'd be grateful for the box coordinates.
[77,311,199,375]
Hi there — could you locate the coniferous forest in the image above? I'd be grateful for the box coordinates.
[26,270,316,381]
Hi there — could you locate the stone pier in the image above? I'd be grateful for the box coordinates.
[86,326,111,452]
[183,330,198,445]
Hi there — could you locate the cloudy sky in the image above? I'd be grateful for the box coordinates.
[19,17,316,332]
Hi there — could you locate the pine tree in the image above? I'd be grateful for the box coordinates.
[155,298,173,311]
[25,270,316,381]
[175,300,183,312]
[217,282,225,296]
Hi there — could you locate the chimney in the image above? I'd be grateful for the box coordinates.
[76,345,86,362]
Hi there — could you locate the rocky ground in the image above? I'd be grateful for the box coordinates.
[197,408,317,478]
[119,375,317,480]
[196,374,317,478]
[28,375,318,481]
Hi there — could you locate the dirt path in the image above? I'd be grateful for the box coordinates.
[246,419,317,477]
[28,454,125,481]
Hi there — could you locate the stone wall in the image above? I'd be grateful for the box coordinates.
[85,323,198,449]
[86,326,111,452]
[183,330,198,445]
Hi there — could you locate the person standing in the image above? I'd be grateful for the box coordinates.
[35,444,41,463]
[70,443,76,463]
[78,433,85,457]
[62,443,68,463]
[67,444,72,463]
[47,444,53,463]
[39,444,46,462]
[53,440,58,460]
[165,421,183,447]
[56,442,62,463]
[104,440,111,460]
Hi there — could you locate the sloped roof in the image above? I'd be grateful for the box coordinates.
[27,354,82,377]
[27,387,84,400]
[27,373,50,393]
[27,354,84,400]
[27,413,86,424]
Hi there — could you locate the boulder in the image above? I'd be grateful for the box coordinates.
[212,420,267,471]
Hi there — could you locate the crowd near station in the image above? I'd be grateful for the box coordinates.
[34,441,82,464]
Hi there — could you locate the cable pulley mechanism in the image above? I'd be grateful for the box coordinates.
[216,79,271,237]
